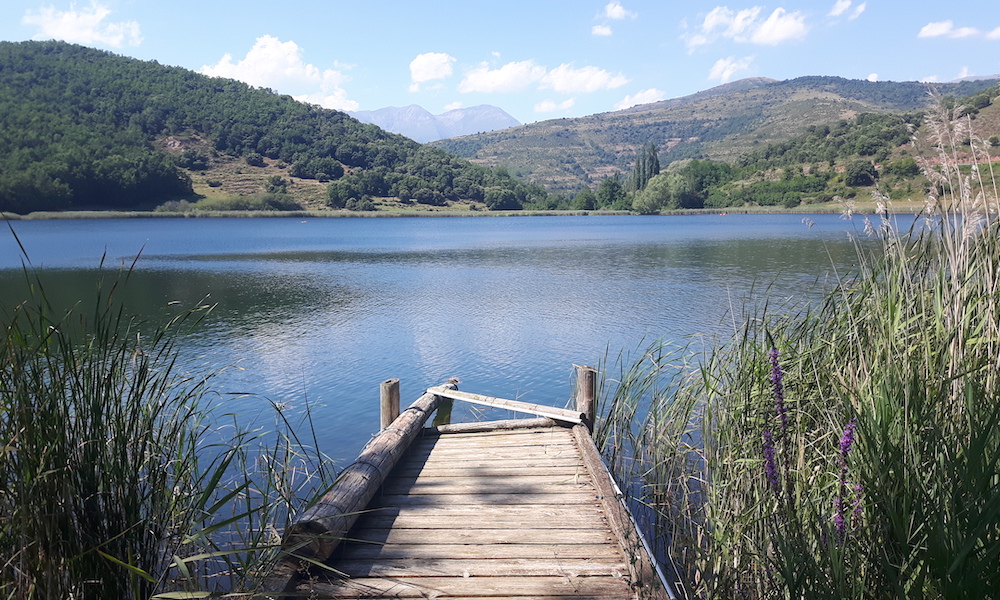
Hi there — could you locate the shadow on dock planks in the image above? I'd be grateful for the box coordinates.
[259,367,672,599]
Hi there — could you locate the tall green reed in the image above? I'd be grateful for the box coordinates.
[0,253,335,599]
[597,100,1000,599]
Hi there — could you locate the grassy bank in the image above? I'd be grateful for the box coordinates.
[0,261,336,598]
[596,103,1000,598]
[3,201,909,220]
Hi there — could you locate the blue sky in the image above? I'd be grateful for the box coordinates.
[3,1,1000,124]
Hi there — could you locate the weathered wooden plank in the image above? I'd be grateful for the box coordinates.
[355,504,605,521]
[426,386,586,424]
[391,460,587,477]
[336,542,626,561]
[341,527,617,545]
[333,557,630,578]
[410,449,581,464]
[414,434,575,447]
[410,446,581,462]
[426,417,559,434]
[298,575,635,598]
[265,411,666,600]
[417,427,575,444]
[392,465,589,479]
[421,426,575,441]
[357,512,606,530]
[371,491,602,507]
[294,596,625,600]
[380,475,594,495]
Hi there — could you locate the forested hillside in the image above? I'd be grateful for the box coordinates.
[558,84,1000,214]
[433,76,999,194]
[0,41,545,214]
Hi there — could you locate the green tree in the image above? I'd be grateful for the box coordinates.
[883,157,920,177]
[844,160,877,187]
[627,142,661,192]
[484,187,521,210]
[572,188,597,210]
[597,175,626,209]
[632,171,690,213]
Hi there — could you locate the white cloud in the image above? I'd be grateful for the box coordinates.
[921,75,940,83]
[410,52,456,86]
[709,55,755,83]
[458,60,547,93]
[540,64,629,93]
[828,0,851,17]
[535,98,576,113]
[614,88,666,110]
[603,2,636,20]
[200,35,358,111]
[23,1,141,47]
[867,73,878,82]
[685,33,711,50]
[457,61,626,96]
[702,6,761,39]
[443,101,464,111]
[828,0,864,19]
[957,66,972,79]
[919,20,983,39]
[750,8,809,45]
[989,27,1000,40]
[919,21,955,38]
[592,25,613,36]
[686,5,807,49]
[296,89,358,111]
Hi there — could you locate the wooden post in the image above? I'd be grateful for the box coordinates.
[380,378,400,430]
[576,364,597,433]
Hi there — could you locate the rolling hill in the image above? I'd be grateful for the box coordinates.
[0,41,544,214]
[432,76,1000,193]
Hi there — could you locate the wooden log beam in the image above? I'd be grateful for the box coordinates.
[425,416,559,434]
[425,386,585,424]
[260,380,458,597]
[572,424,673,600]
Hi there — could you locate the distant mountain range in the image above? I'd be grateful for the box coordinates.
[349,105,521,143]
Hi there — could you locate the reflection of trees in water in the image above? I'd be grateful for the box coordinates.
[0,267,362,330]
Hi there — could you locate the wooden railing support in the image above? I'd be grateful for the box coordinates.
[575,364,597,433]
[380,378,400,430]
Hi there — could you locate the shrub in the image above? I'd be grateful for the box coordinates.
[597,101,1000,599]
[0,253,334,598]
[844,159,877,187]
[346,195,376,211]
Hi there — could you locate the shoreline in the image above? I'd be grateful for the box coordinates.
[2,201,920,221]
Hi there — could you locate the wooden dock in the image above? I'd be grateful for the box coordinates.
[261,369,670,599]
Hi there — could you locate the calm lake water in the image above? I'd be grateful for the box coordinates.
[0,214,870,462]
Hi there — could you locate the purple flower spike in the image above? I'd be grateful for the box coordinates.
[834,417,860,543]
[769,347,788,431]
[833,497,846,541]
[852,483,864,524]
[763,429,781,498]
[840,417,857,459]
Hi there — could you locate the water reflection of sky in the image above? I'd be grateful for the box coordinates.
[0,214,874,460]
